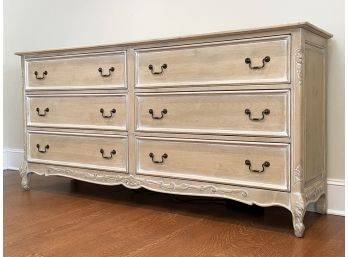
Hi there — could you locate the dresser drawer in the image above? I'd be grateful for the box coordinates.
[28,132,127,172]
[136,138,289,191]
[136,90,289,137]
[135,36,290,88]
[27,94,127,131]
[26,52,126,90]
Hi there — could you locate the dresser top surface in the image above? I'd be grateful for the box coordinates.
[16,22,332,57]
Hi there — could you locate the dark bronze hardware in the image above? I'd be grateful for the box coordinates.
[100,108,116,118]
[100,149,116,159]
[149,153,168,164]
[36,144,49,153]
[34,71,48,79]
[245,56,271,69]
[36,107,49,116]
[245,108,270,121]
[98,67,115,77]
[245,160,270,173]
[149,109,167,119]
[148,64,167,75]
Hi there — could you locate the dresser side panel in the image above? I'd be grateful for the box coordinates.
[303,40,327,185]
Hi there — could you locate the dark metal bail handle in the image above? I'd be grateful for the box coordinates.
[36,107,49,116]
[149,153,168,164]
[148,63,167,75]
[245,108,270,121]
[245,160,270,173]
[100,108,116,118]
[98,67,115,77]
[36,144,49,153]
[245,56,271,70]
[34,71,48,79]
[100,149,116,159]
[149,109,167,119]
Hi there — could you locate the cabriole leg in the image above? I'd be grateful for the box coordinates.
[291,193,306,238]
[19,162,31,191]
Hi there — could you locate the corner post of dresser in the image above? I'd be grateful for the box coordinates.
[289,28,306,237]
[20,55,32,190]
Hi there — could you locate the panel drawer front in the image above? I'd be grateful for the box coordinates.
[26,52,126,90]
[27,94,127,131]
[136,138,290,191]
[136,90,289,137]
[28,133,127,172]
[135,36,290,88]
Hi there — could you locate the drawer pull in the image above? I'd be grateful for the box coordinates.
[100,108,116,118]
[245,56,271,70]
[149,153,168,164]
[34,71,48,79]
[36,144,49,153]
[100,149,116,159]
[36,107,49,116]
[149,109,167,119]
[245,108,270,121]
[245,160,270,173]
[148,64,167,75]
[98,67,115,77]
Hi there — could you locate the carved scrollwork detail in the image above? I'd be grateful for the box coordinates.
[45,166,248,199]
[19,162,31,190]
[293,164,303,185]
[291,194,305,237]
[304,180,325,203]
[295,48,304,87]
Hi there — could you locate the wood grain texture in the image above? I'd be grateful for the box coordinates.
[17,23,331,237]
[26,52,126,90]
[28,132,128,172]
[136,137,290,191]
[4,171,344,257]
[27,94,127,131]
[136,90,289,137]
[136,36,290,88]
[303,43,326,184]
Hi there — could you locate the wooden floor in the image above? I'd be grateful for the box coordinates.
[4,171,345,257]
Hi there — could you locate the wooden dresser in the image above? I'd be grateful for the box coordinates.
[16,23,332,237]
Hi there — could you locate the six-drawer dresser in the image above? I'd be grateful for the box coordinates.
[16,22,332,237]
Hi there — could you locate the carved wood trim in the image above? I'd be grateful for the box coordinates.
[43,166,249,199]
[295,48,304,87]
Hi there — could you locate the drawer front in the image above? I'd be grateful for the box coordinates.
[28,133,127,172]
[26,52,126,90]
[136,36,290,88]
[136,138,290,191]
[27,94,127,131]
[136,91,289,137]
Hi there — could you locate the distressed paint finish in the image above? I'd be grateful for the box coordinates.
[16,23,331,237]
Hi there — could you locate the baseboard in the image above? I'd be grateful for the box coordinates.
[3,148,24,171]
[3,148,345,216]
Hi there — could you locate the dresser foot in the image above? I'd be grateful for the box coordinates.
[19,162,31,191]
[291,194,306,238]
[315,194,327,214]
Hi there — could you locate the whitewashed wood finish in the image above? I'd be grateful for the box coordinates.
[135,36,290,88]
[27,94,127,131]
[27,132,128,172]
[136,137,290,191]
[17,23,332,238]
[136,90,290,137]
[26,52,126,90]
